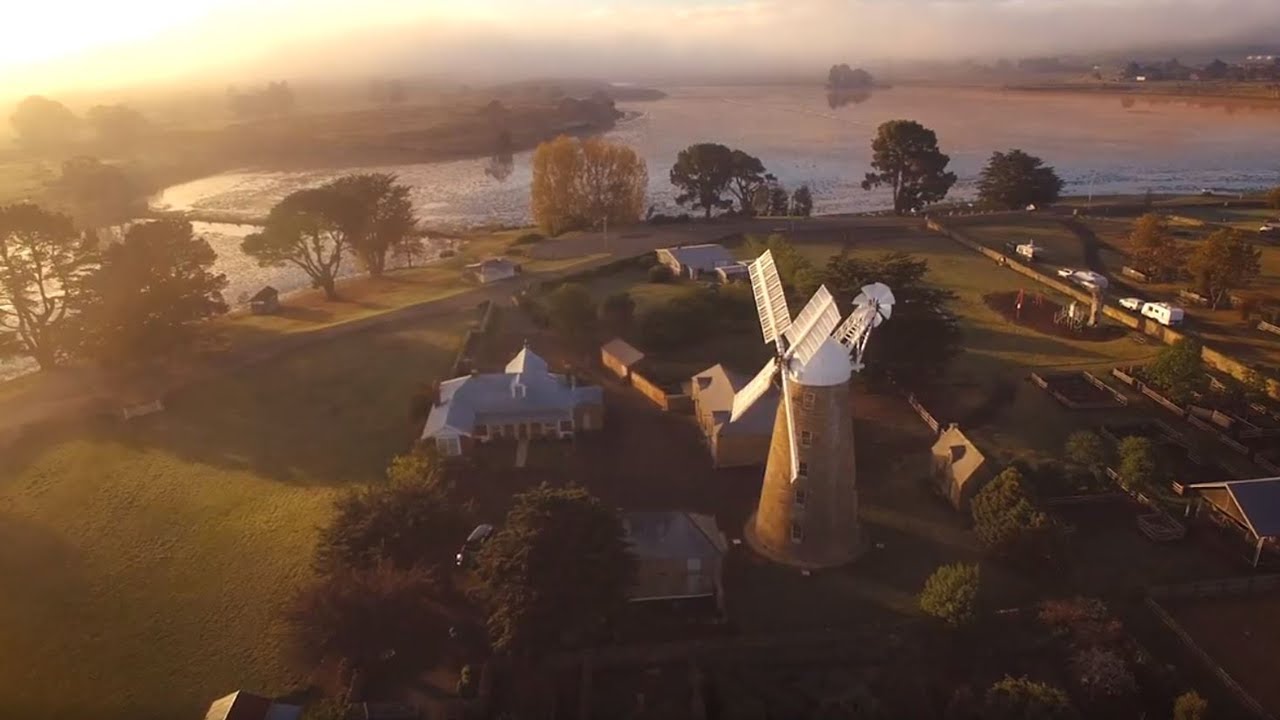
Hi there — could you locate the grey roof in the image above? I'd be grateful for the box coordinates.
[422,346,601,439]
[1189,476,1280,537]
[660,243,736,272]
[601,338,645,367]
[693,364,777,436]
[623,511,728,560]
[205,692,300,720]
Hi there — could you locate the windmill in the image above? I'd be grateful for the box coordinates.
[730,249,894,568]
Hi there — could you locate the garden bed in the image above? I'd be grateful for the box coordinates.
[1031,372,1127,410]
[983,291,1126,342]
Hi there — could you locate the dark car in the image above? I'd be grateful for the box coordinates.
[455,523,494,568]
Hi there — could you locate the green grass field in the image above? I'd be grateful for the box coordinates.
[0,313,468,719]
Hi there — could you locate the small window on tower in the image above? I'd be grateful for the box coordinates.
[794,488,808,507]
[800,430,813,448]
[797,461,809,478]
[802,392,815,410]
[790,522,804,543]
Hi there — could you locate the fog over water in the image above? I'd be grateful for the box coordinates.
[158,84,1280,231]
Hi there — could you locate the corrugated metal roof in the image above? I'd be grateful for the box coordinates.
[601,338,645,367]
[660,243,735,272]
[1189,477,1280,538]
[694,364,777,436]
[422,348,600,440]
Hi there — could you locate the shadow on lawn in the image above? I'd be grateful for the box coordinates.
[0,319,469,488]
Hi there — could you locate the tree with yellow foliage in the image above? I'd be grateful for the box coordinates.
[530,136,647,236]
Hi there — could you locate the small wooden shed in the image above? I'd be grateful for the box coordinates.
[600,338,645,380]
[249,286,280,315]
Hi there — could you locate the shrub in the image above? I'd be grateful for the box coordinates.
[983,677,1077,720]
[1116,436,1162,495]
[971,467,1049,556]
[1064,431,1108,480]
[1173,690,1209,720]
[513,232,544,245]
[1071,647,1136,700]
[919,562,981,627]
[648,263,675,283]
[457,664,478,698]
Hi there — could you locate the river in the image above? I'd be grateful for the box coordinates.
[155,84,1280,227]
[5,85,1278,382]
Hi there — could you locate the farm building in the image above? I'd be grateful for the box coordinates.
[465,257,521,284]
[930,424,990,511]
[204,691,300,720]
[1186,477,1280,567]
[623,511,728,607]
[715,264,750,283]
[248,286,280,315]
[601,338,645,381]
[691,363,777,468]
[655,243,743,280]
[421,343,603,456]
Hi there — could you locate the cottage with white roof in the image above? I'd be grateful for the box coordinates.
[421,343,603,456]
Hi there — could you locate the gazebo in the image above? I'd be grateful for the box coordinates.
[1186,477,1280,567]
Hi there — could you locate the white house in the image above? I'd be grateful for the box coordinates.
[464,258,521,284]
[421,344,604,456]
[656,244,741,280]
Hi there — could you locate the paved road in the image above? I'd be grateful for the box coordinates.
[0,216,920,443]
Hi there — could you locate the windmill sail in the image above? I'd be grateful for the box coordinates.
[783,285,841,366]
[730,357,778,422]
[780,373,801,481]
[748,250,792,346]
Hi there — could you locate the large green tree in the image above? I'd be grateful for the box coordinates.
[79,220,227,367]
[0,204,94,368]
[983,677,1077,720]
[791,184,814,217]
[919,562,981,628]
[10,96,79,151]
[976,149,1064,210]
[860,120,957,214]
[1146,338,1205,403]
[85,104,150,151]
[819,251,962,385]
[45,157,144,230]
[544,282,598,345]
[1125,213,1185,282]
[475,484,635,655]
[1116,436,1163,495]
[669,143,735,219]
[243,186,352,300]
[727,149,771,216]
[288,563,450,670]
[971,467,1048,556]
[315,451,469,574]
[325,173,418,277]
[1187,229,1262,309]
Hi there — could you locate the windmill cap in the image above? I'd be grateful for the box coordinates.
[791,338,852,387]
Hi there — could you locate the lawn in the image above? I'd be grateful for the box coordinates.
[217,229,607,351]
[0,311,470,719]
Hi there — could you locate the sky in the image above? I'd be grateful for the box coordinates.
[5,0,1280,94]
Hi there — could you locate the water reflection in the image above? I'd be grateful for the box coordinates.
[826,89,872,109]
[485,130,515,183]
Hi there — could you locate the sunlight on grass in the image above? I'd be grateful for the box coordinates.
[0,314,470,718]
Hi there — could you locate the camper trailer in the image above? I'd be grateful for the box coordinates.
[1141,302,1185,327]
[1015,241,1040,261]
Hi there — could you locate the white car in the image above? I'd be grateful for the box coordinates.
[1119,297,1146,311]
[1260,220,1280,235]
[1056,267,1077,278]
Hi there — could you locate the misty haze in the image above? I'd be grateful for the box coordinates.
[3,2,1280,720]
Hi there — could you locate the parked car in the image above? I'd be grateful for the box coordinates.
[1056,267,1077,278]
[1069,270,1109,290]
[1259,220,1280,235]
[1119,297,1146,311]
[1141,301,1185,327]
[455,523,494,568]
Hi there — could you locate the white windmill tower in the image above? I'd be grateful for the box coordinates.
[730,249,894,568]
